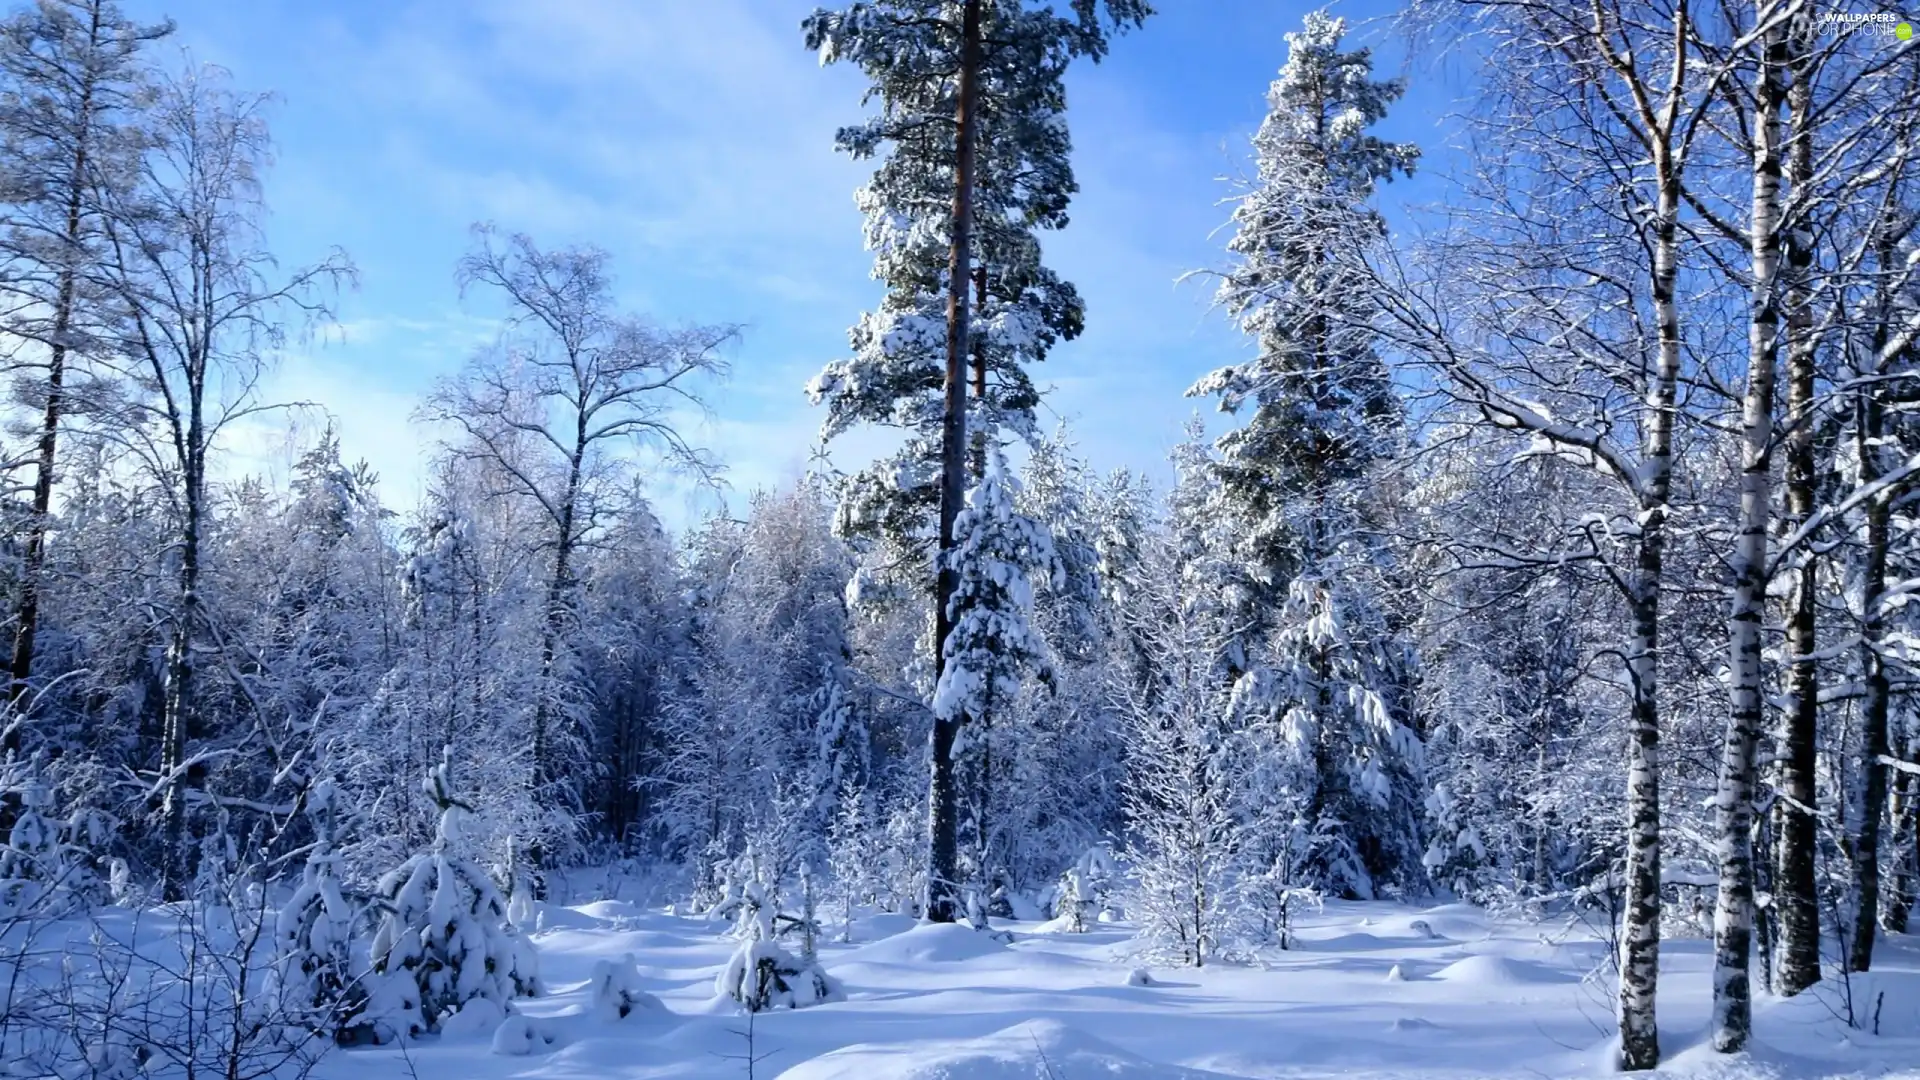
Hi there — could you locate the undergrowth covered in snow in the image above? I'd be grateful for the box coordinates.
[12,869,1913,1080]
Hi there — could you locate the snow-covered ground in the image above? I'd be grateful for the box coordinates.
[311,896,1920,1080]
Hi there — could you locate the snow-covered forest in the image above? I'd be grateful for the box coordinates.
[3,0,1920,1077]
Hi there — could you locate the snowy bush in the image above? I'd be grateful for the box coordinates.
[1114,546,1247,968]
[490,1014,559,1056]
[712,875,774,940]
[1234,852,1323,953]
[877,801,926,916]
[1055,844,1117,932]
[366,749,540,1038]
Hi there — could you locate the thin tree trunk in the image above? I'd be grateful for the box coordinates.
[1849,221,1904,967]
[1886,744,1915,934]
[1619,538,1666,1071]
[970,266,988,478]
[969,265,989,894]
[1772,18,1821,995]
[1849,405,1891,971]
[161,418,205,901]
[1754,809,1776,994]
[525,430,584,892]
[927,0,982,925]
[1712,10,1787,1052]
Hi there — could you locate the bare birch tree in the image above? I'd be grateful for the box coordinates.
[424,226,731,882]
[97,61,350,897]
[1390,0,1733,1066]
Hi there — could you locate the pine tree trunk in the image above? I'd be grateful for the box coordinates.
[1772,22,1821,995]
[8,192,83,718]
[1712,12,1787,1052]
[927,0,982,925]
[969,266,989,892]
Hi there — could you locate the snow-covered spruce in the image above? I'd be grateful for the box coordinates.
[0,757,59,916]
[0,756,109,917]
[273,779,368,1042]
[715,892,840,1012]
[1186,9,1424,906]
[932,446,1057,730]
[933,445,1062,910]
[1243,572,1424,902]
[365,749,539,1039]
[826,782,880,941]
[591,954,665,1021]
[1114,533,1247,968]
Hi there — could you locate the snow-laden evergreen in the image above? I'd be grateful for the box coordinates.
[273,779,365,1042]
[932,446,1055,729]
[366,751,539,1039]
[1177,10,1426,903]
[1113,526,1247,968]
[588,954,664,1023]
[1241,572,1424,900]
[1188,8,1413,594]
[0,757,60,916]
[803,0,1147,601]
[714,879,840,1013]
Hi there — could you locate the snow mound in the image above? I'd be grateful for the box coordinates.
[491,1015,559,1056]
[1432,954,1570,987]
[1003,890,1049,921]
[1385,964,1407,982]
[1029,913,1078,934]
[439,998,507,1037]
[573,899,645,923]
[1369,905,1484,941]
[776,1018,1234,1080]
[852,911,920,941]
[842,921,1007,965]
[533,904,605,931]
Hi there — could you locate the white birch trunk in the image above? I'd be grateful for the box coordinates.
[1712,6,1788,1052]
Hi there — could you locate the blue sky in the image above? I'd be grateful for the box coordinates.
[124,0,1449,527]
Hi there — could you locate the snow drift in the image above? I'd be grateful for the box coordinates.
[776,1017,1236,1079]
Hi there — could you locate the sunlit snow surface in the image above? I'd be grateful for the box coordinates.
[308,890,1920,1080]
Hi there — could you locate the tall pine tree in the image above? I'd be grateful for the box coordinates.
[804,0,1148,920]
